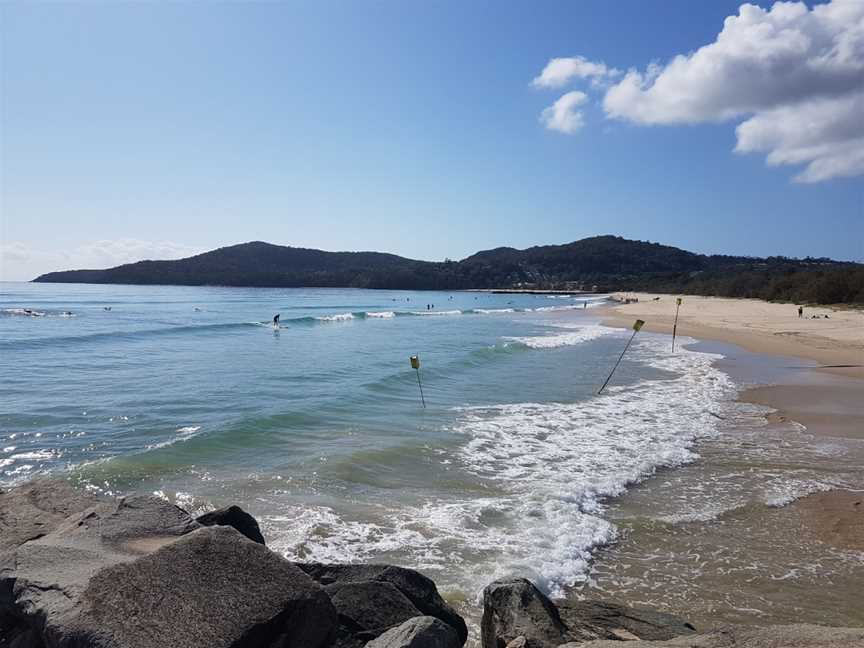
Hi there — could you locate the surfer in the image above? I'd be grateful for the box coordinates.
[273,314,280,327]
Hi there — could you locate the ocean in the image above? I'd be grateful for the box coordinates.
[2,283,861,630]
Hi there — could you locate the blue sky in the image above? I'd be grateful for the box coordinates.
[1,0,862,280]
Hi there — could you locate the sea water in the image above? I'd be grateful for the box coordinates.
[1,283,859,621]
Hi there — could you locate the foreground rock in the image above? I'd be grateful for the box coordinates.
[481,578,573,647]
[0,480,465,648]
[0,481,338,647]
[0,480,101,552]
[67,526,336,648]
[365,616,461,648]
[196,505,266,545]
[299,563,468,647]
[481,579,696,648]
[556,600,696,642]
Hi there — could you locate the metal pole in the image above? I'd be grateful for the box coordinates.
[598,320,644,395]
[410,355,426,408]
[415,368,426,408]
[671,298,682,353]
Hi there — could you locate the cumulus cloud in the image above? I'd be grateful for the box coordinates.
[532,56,619,88]
[0,239,203,281]
[734,90,864,182]
[534,0,864,182]
[540,91,588,134]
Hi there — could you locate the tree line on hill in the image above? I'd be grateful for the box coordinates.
[34,236,863,305]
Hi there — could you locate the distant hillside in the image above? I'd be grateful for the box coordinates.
[34,236,864,304]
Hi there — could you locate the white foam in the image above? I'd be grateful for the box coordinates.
[531,305,580,313]
[366,311,396,318]
[10,450,55,461]
[416,310,462,316]
[444,336,736,596]
[764,482,833,508]
[505,324,612,349]
[267,505,431,565]
[316,312,355,322]
[146,425,202,451]
[475,308,516,314]
[3,308,46,317]
[258,334,741,600]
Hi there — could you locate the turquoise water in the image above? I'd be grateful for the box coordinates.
[0,283,753,602]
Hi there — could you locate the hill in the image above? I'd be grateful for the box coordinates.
[33,236,864,304]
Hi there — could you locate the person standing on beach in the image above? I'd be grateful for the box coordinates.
[798,306,803,318]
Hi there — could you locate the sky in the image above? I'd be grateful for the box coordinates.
[1,0,862,281]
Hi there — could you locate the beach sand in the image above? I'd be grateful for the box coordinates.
[601,292,864,379]
[601,292,863,538]
[589,292,864,628]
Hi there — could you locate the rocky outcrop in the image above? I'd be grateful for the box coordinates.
[0,481,339,648]
[0,480,465,648]
[0,480,101,552]
[480,579,696,648]
[196,505,266,545]
[556,601,696,642]
[298,563,468,646]
[481,578,574,648]
[326,581,425,647]
[65,526,336,648]
[4,480,863,648]
[364,616,461,648]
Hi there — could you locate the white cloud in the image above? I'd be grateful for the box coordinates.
[540,91,588,135]
[534,0,864,182]
[532,56,619,88]
[0,239,203,281]
[734,90,864,182]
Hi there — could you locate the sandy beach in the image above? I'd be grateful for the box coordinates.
[594,291,863,626]
[601,292,864,378]
[599,292,863,437]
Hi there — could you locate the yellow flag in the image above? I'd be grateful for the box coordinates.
[633,319,645,332]
[410,355,420,369]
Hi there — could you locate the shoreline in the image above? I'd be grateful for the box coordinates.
[597,292,863,438]
[590,292,863,626]
[600,292,863,379]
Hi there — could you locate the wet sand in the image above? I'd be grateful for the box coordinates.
[586,294,864,629]
[794,490,864,553]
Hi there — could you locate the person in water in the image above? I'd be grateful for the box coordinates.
[273,314,280,326]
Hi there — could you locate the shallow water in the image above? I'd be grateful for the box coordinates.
[2,283,859,633]
[576,342,864,629]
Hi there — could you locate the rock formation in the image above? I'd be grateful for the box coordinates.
[2,480,861,648]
